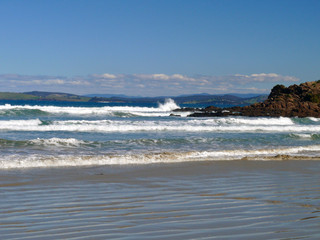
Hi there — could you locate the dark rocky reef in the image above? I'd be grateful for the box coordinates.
[178,81,320,118]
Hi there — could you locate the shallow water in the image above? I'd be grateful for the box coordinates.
[0,161,319,239]
[1,100,320,168]
[0,100,320,239]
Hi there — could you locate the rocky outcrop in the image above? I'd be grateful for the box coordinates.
[184,80,320,118]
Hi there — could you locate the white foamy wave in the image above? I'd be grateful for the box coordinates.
[0,118,320,133]
[0,101,180,117]
[158,98,179,111]
[190,117,294,126]
[1,145,320,169]
[29,138,88,147]
[194,144,320,159]
[0,119,43,128]
[215,117,293,125]
[308,117,320,122]
[290,133,313,139]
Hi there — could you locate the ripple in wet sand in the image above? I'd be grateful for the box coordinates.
[0,161,319,239]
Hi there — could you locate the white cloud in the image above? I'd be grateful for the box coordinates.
[171,74,184,79]
[152,74,170,80]
[251,73,279,78]
[69,80,90,85]
[44,79,65,85]
[131,74,196,82]
[234,73,299,82]
[0,72,301,96]
[132,74,170,80]
[101,73,117,79]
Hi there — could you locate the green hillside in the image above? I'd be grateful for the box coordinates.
[0,91,267,106]
[0,91,90,102]
[0,92,40,100]
[23,91,91,102]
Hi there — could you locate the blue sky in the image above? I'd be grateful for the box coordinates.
[0,0,319,96]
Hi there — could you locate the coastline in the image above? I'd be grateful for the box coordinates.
[174,81,320,118]
[1,98,320,239]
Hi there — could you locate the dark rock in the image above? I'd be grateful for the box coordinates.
[187,80,320,118]
[173,107,201,112]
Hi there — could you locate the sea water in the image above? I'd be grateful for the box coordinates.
[0,99,319,239]
[1,99,320,168]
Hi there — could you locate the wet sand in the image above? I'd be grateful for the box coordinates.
[0,160,320,239]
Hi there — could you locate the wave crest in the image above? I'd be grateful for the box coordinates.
[1,118,320,133]
[158,98,179,111]
[0,101,180,117]
[1,145,320,169]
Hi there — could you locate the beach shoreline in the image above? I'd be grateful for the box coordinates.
[1,160,319,239]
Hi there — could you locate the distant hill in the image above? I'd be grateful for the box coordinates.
[0,92,39,100]
[84,93,138,98]
[175,94,267,106]
[0,91,90,102]
[22,91,91,102]
[0,90,267,106]
[86,92,264,99]
[225,93,264,98]
[88,93,268,106]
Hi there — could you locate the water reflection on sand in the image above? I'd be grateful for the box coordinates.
[0,160,319,239]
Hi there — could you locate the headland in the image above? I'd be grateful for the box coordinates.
[175,80,320,118]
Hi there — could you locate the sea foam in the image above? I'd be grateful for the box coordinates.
[1,144,320,169]
[158,98,180,111]
[0,118,319,133]
[0,99,180,117]
[29,138,88,147]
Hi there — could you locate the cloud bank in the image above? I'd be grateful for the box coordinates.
[0,73,300,96]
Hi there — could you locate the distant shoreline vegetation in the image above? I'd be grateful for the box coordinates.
[0,91,91,102]
[0,91,268,106]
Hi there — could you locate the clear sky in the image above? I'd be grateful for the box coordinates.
[1,0,319,96]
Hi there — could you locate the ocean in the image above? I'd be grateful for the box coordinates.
[0,99,319,239]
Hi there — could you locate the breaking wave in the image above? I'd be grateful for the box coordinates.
[0,137,92,148]
[0,108,48,117]
[0,99,180,117]
[1,100,320,170]
[158,98,179,111]
[0,117,320,133]
[1,145,320,169]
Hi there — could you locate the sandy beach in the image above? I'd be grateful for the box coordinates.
[1,160,319,239]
